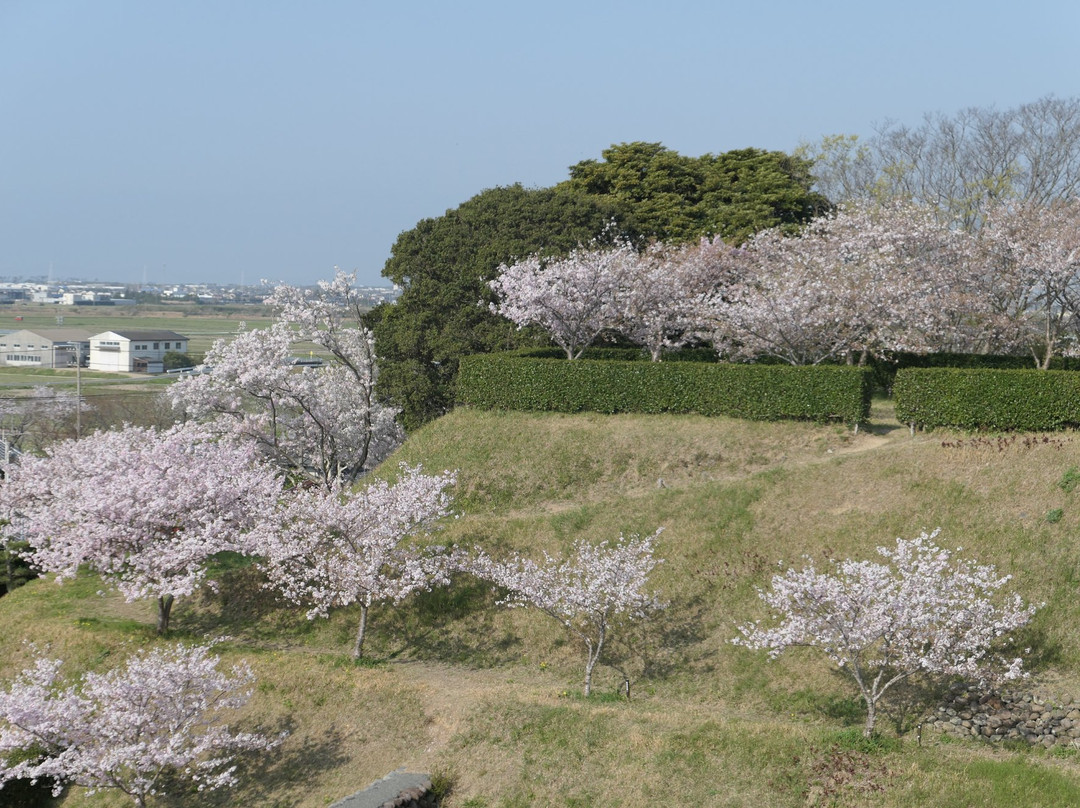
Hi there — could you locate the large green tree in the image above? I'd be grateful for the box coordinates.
[368,184,628,429]
[562,142,828,243]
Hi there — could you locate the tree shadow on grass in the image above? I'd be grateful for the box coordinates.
[377,577,525,666]
[175,564,305,644]
[157,718,352,808]
[605,591,710,686]
[810,667,953,737]
[1016,620,1065,672]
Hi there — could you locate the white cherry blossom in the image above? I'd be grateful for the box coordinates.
[0,643,280,807]
[734,530,1037,736]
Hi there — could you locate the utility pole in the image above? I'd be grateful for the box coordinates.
[76,344,82,439]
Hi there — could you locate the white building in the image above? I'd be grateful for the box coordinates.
[88,330,189,373]
[0,328,92,368]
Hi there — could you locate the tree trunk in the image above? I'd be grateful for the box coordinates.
[4,539,13,595]
[583,628,605,697]
[157,594,174,636]
[352,603,369,660]
[863,699,877,738]
[1041,316,1053,370]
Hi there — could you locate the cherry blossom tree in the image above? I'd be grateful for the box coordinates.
[169,269,401,489]
[734,530,1037,737]
[476,530,665,696]
[6,423,282,634]
[615,237,738,361]
[0,386,87,455]
[706,202,980,364]
[489,239,636,359]
[973,199,1080,366]
[0,643,280,807]
[251,464,457,660]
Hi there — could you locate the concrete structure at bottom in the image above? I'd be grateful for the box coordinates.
[329,770,435,808]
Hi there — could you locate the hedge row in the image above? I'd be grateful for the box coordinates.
[457,354,871,423]
[894,368,1080,430]
[867,352,1080,394]
[521,347,1079,395]
[518,346,721,363]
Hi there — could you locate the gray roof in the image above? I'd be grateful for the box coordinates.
[96,330,188,341]
[5,328,92,341]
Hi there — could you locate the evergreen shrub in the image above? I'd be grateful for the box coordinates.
[869,352,1080,394]
[894,368,1080,430]
[457,354,870,424]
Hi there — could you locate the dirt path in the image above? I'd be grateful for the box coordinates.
[388,660,556,764]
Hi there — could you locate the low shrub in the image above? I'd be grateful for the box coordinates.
[894,368,1080,430]
[457,354,870,424]
[869,352,1080,394]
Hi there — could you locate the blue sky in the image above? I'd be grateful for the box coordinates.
[3,0,1079,287]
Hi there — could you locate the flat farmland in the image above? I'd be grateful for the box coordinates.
[1,301,277,359]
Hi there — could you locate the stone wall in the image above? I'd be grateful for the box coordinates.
[329,770,437,808]
[928,683,1080,748]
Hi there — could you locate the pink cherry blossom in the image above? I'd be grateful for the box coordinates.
[249,464,457,659]
[0,642,281,807]
[734,530,1037,736]
[5,422,283,634]
[476,530,665,696]
[489,239,637,359]
[973,199,1080,366]
[615,237,737,361]
[169,269,401,489]
[707,203,986,364]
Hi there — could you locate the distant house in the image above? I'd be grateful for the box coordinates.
[0,328,92,368]
[88,330,190,373]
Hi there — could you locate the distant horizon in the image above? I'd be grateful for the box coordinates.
[4,1,1079,287]
[0,275,398,290]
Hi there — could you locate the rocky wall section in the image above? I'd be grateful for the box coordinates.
[929,683,1080,748]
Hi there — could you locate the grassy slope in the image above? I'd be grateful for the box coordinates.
[6,403,1080,806]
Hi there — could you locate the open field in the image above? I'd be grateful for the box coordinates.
[6,402,1080,806]
[0,302,276,360]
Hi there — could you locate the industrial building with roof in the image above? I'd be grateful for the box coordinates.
[88,330,189,373]
[0,328,92,368]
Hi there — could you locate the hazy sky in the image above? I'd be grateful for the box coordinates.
[3,1,1079,287]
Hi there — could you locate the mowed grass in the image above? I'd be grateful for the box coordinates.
[7,403,1080,805]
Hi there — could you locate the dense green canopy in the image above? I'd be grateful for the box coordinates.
[564,142,828,244]
[369,184,627,429]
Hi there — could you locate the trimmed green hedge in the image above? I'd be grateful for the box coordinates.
[868,352,1080,394]
[518,346,721,363]
[457,354,871,423]
[894,368,1080,430]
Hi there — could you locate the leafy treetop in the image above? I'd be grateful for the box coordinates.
[563,142,829,244]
